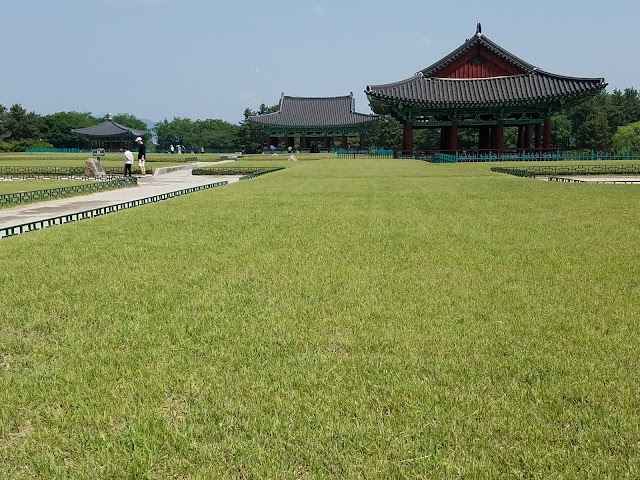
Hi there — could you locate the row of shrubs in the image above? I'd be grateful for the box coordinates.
[492,164,640,177]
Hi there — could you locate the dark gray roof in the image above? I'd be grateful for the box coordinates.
[366,72,607,109]
[366,30,606,111]
[71,118,146,137]
[248,95,378,127]
[419,32,538,77]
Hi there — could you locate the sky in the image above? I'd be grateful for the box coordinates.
[1,0,638,126]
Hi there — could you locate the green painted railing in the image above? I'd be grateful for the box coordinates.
[335,149,395,159]
[0,178,137,207]
[1,180,228,239]
[433,150,640,163]
[25,148,82,153]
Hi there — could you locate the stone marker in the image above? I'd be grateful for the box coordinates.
[94,159,106,176]
[84,158,99,177]
[84,158,106,177]
[288,155,298,161]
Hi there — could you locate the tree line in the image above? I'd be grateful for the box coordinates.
[1,88,639,153]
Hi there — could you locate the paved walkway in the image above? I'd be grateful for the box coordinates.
[0,162,240,237]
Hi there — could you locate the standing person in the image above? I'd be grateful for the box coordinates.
[123,145,133,177]
[136,136,146,177]
[170,144,175,154]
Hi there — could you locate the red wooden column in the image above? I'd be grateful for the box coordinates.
[402,122,414,156]
[491,120,505,152]
[269,136,278,148]
[359,135,365,148]
[324,136,332,150]
[341,136,348,149]
[448,124,459,152]
[543,118,552,150]
[534,124,543,150]
[524,125,532,150]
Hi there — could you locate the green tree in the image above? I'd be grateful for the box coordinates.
[364,115,402,150]
[413,128,440,151]
[154,117,194,151]
[4,104,40,141]
[237,104,278,153]
[576,115,611,150]
[612,121,640,153]
[190,119,239,151]
[111,113,148,132]
[39,111,99,148]
[0,104,8,142]
[551,114,572,148]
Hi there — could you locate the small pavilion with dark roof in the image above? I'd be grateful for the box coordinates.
[248,94,379,151]
[366,24,607,156]
[71,114,147,151]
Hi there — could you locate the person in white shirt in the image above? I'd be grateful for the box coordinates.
[123,146,133,177]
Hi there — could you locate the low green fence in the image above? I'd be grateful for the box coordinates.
[25,148,82,153]
[0,166,84,175]
[0,166,153,176]
[434,150,640,163]
[145,157,196,163]
[1,180,228,239]
[103,166,153,175]
[192,166,284,179]
[335,149,395,159]
[492,164,640,178]
[0,178,137,207]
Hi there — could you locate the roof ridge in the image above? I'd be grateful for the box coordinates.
[418,31,538,77]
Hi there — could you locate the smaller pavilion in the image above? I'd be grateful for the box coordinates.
[247,94,378,151]
[72,114,146,151]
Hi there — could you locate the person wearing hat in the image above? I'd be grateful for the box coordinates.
[135,136,146,177]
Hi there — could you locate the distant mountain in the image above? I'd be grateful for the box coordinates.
[140,118,157,130]
[140,118,158,143]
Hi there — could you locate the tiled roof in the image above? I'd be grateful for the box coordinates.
[366,72,607,108]
[419,32,538,77]
[248,95,378,127]
[72,119,146,137]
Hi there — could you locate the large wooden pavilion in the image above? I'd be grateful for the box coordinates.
[71,114,146,151]
[366,25,607,156]
[248,94,378,151]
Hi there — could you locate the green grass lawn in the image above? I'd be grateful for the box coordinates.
[1,159,639,478]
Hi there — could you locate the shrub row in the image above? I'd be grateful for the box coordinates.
[491,164,640,178]
[191,166,284,178]
[0,165,152,176]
